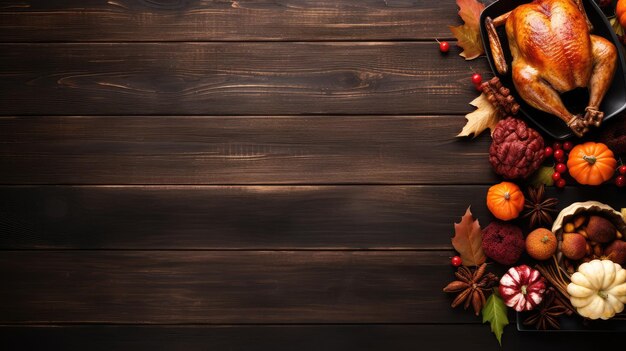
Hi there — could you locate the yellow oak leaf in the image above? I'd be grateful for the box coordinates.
[458,0,484,28]
[449,0,485,60]
[457,93,501,138]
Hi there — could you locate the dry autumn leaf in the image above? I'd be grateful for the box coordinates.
[449,0,485,60]
[457,93,501,138]
[610,17,624,37]
[452,207,486,266]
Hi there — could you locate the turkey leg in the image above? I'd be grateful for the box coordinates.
[512,62,588,137]
[584,35,617,127]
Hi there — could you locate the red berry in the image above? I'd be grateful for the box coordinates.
[554,149,565,161]
[471,73,482,86]
[451,256,462,267]
[556,178,566,188]
[553,142,562,150]
[544,146,554,158]
[552,172,562,181]
[617,176,626,188]
[619,165,626,175]
[555,163,567,174]
[439,41,450,53]
[563,141,573,151]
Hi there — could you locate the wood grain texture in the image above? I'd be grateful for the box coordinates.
[0,43,490,116]
[1,325,613,351]
[0,185,490,250]
[2,185,623,250]
[0,251,476,324]
[0,0,467,42]
[0,116,495,184]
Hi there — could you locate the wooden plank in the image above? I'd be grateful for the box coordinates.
[1,325,611,351]
[0,0,468,42]
[0,116,495,184]
[1,185,623,250]
[0,251,477,324]
[0,185,488,249]
[0,43,490,116]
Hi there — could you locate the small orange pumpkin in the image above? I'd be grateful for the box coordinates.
[567,142,616,186]
[618,0,626,30]
[486,181,525,221]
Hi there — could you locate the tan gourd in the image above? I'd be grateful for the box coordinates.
[567,260,626,320]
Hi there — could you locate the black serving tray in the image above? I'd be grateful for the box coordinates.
[517,311,626,332]
[480,0,626,140]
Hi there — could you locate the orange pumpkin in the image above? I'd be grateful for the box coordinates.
[567,142,616,186]
[618,0,626,30]
[486,181,525,221]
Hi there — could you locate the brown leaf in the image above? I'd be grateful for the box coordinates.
[452,207,486,266]
[457,93,501,138]
[457,0,484,28]
[610,17,624,37]
[449,0,485,60]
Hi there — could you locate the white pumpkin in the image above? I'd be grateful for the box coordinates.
[567,260,626,320]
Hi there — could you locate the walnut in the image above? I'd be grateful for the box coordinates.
[489,117,546,179]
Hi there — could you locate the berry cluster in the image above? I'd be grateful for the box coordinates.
[545,141,573,188]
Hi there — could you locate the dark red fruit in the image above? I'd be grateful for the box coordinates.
[552,172,562,181]
[619,165,626,175]
[555,163,567,174]
[544,146,554,158]
[553,142,562,150]
[439,41,450,53]
[471,73,482,86]
[556,178,566,188]
[554,149,565,161]
[617,176,626,188]
[563,141,573,151]
[451,256,462,267]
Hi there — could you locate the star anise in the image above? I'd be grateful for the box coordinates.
[523,287,569,330]
[443,263,498,316]
[522,185,558,229]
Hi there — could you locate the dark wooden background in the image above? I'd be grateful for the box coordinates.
[0,1,624,350]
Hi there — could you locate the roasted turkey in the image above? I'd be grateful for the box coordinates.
[485,0,617,137]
